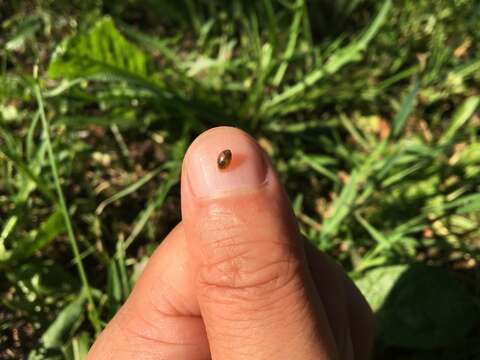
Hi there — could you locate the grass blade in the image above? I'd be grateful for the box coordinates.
[262,0,392,113]
[272,0,303,86]
[34,80,101,333]
[321,171,359,242]
[0,216,17,262]
[125,162,181,249]
[391,80,419,137]
[43,293,86,348]
[96,166,162,215]
[439,96,480,144]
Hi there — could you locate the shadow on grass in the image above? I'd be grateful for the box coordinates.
[359,264,480,359]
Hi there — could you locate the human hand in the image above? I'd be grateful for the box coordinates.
[87,127,373,359]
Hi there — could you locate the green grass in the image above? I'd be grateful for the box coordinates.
[1,0,479,358]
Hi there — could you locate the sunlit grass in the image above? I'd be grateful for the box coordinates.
[1,0,479,358]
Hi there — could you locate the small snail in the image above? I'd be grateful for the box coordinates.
[217,149,232,170]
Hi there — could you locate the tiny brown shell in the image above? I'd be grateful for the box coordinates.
[217,149,232,170]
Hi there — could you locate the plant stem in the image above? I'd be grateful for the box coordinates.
[34,81,101,334]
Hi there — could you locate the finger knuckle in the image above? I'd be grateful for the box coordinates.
[197,212,303,306]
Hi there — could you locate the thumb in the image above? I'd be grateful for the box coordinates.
[181,127,337,359]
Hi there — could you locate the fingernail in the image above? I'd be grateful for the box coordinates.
[185,128,268,198]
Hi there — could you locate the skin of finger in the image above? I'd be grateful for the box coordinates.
[305,242,374,360]
[181,127,338,359]
[87,224,210,360]
[88,124,372,359]
[87,221,371,360]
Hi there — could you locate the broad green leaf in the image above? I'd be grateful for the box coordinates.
[48,17,150,81]
[356,264,477,349]
[356,265,407,312]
